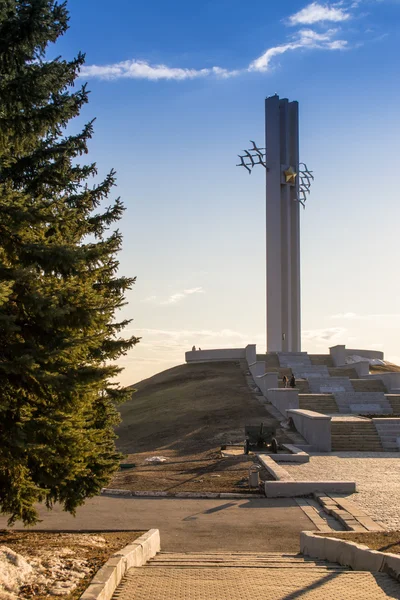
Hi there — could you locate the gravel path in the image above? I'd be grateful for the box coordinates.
[284,453,400,530]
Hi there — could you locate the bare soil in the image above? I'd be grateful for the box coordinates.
[112,449,273,494]
[317,531,400,555]
[113,362,285,493]
[0,530,142,599]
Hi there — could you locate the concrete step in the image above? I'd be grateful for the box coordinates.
[309,377,353,394]
[111,552,400,599]
[331,420,383,451]
[309,354,334,367]
[292,365,330,379]
[148,552,347,569]
[329,367,359,379]
[351,379,388,393]
[299,393,339,414]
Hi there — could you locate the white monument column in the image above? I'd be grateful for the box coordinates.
[265,95,300,352]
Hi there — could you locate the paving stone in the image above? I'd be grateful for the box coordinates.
[285,454,400,530]
[112,558,400,599]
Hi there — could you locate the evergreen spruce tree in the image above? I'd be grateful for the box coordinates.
[0,0,138,524]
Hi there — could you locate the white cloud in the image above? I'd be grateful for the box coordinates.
[248,28,347,72]
[80,61,238,81]
[80,4,353,83]
[301,327,347,343]
[288,2,351,26]
[142,287,205,306]
[331,312,400,320]
[132,327,258,340]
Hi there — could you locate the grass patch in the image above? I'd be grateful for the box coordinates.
[316,531,400,554]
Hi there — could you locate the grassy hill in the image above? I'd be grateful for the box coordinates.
[116,361,277,456]
[111,361,281,494]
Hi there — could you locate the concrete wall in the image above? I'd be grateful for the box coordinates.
[287,409,332,452]
[366,372,400,392]
[245,344,257,365]
[185,348,245,363]
[351,361,370,377]
[330,344,384,367]
[249,361,266,380]
[330,345,346,366]
[267,389,299,416]
[346,348,384,360]
[257,372,279,397]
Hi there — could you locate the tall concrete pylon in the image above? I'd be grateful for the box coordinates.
[265,95,300,353]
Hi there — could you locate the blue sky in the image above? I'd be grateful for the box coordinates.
[56,1,399,384]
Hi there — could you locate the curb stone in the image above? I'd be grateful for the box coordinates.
[101,488,265,499]
[301,531,400,580]
[79,529,160,600]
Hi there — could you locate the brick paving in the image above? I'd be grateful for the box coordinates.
[284,453,400,530]
[112,553,400,599]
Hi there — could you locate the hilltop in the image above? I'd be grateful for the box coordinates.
[111,361,283,494]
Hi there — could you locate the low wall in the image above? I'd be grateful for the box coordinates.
[267,389,299,417]
[301,531,400,578]
[266,480,355,497]
[287,409,332,452]
[256,372,279,397]
[351,361,370,377]
[330,345,346,367]
[346,348,384,360]
[249,361,265,380]
[245,344,257,365]
[330,345,384,367]
[366,372,400,392]
[185,348,245,363]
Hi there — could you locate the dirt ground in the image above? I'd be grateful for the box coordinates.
[111,448,273,494]
[317,531,400,554]
[113,362,285,493]
[0,530,142,599]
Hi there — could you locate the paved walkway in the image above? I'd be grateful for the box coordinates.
[284,453,400,530]
[112,552,400,599]
[0,496,314,552]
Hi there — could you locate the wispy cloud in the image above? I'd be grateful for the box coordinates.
[142,287,205,306]
[80,2,361,82]
[302,327,347,343]
[287,2,351,26]
[331,312,400,320]
[81,62,238,81]
[249,28,347,72]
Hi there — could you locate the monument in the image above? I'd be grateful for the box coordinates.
[237,95,313,353]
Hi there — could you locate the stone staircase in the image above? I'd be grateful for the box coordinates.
[292,365,330,379]
[331,418,384,451]
[279,378,310,393]
[277,352,311,368]
[329,366,359,378]
[299,394,339,414]
[309,377,353,394]
[112,551,400,599]
[373,418,400,451]
[351,379,387,393]
[309,354,334,367]
[334,392,393,415]
[388,395,400,413]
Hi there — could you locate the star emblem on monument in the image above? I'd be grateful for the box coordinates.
[283,166,297,184]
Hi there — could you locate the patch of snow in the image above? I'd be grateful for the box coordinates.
[0,546,33,599]
[346,355,385,366]
[145,456,168,463]
[0,543,95,598]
